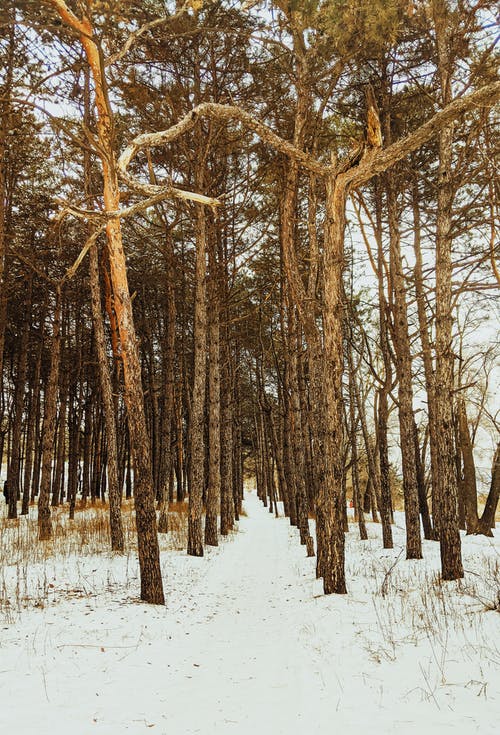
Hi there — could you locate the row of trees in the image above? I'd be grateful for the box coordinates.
[0,0,498,603]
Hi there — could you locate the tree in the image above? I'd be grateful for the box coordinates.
[44,0,164,603]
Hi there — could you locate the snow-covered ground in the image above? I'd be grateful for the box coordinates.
[1,489,499,734]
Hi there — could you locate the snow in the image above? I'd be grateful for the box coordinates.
[1,489,499,735]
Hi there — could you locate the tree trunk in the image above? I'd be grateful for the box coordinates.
[38,287,62,541]
[347,342,367,541]
[413,419,434,540]
[51,358,68,507]
[84,56,124,549]
[158,231,176,533]
[50,1,164,602]
[187,204,207,557]
[411,178,439,539]
[456,398,479,534]
[89,240,124,551]
[432,0,464,581]
[205,223,220,546]
[386,174,422,559]
[289,308,312,546]
[6,281,31,519]
[0,13,14,449]
[477,442,499,536]
[318,173,347,594]
[21,318,43,515]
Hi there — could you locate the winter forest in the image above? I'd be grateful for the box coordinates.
[1,1,499,733]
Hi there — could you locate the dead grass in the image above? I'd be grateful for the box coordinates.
[0,500,188,564]
[0,500,189,620]
[345,536,500,681]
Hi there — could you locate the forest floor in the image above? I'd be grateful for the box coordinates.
[1,489,499,735]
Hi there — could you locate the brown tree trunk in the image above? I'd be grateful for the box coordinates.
[413,419,434,540]
[219,234,235,535]
[456,398,479,534]
[288,308,312,546]
[67,366,83,522]
[318,174,347,594]
[22,315,43,515]
[411,178,439,539]
[51,355,68,507]
[158,231,176,533]
[477,443,499,536]
[89,240,124,551]
[187,204,207,557]
[6,281,31,519]
[49,1,164,602]
[347,341,367,541]
[38,287,62,540]
[386,174,422,559]
[205,222,220,546]
[370,183,395,546]
[220,353,235,535]
[432,0,464,581]
[0,13,14,443]
[84,61,124,551]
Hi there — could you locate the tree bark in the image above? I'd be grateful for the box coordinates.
[158,231,176,533]
[48,0,164,602]
[89,240,124,551]
[347,340,367,541]
[456,398,479,534]
[432,0,464,581]
[21,313,44,515]
[38,287,62,540]
[187,204,207,557]
[318,173,348,594]
[6,280,31,519]
[205,221,221,546]
[386,174,422,559]
[411,179,439,539]
[477,442,499,536]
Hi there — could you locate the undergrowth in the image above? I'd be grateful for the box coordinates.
[0,500,189,620]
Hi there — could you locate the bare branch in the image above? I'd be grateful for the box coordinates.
[105,2,192,67]
[57,185,220,224]
[346,80,500,188]
[62,225,106,283]
[118,102,329,181]
[119,82,500,196]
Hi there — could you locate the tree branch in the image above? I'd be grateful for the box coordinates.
[118,102,329,181]
[119,81,500,194]
[346,80,500,188]
[105,2,192,67]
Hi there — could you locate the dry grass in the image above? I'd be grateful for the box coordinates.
[345,542,500,679]
[0,500,189,621]
[0,499,188,566]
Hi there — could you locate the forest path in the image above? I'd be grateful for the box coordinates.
[156,490,327,734]
[1,491,338,735]
[3,491,497,735]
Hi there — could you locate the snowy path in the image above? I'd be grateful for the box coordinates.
[1,490,499,735]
